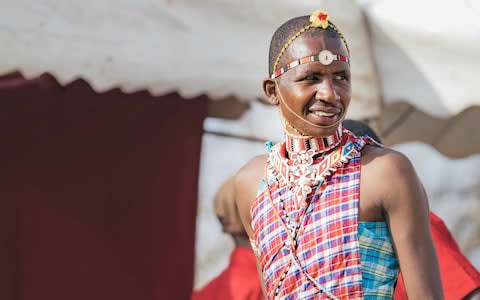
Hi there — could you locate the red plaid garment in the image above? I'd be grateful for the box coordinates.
[251,132,370,299]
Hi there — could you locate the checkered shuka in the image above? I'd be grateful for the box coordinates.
[251,133,370,299]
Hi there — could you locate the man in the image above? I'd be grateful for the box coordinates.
[234,10,443,299]
[192,177,263,300]
[194,118,479,299]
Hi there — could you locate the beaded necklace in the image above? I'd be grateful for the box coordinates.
[285,125,343,164]
[269,126,350,210]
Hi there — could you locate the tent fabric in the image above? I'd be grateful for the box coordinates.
[379,102,480,158]
[0,0,381,120]
[364,0,480,117]
[0,73,207,300]
[3,1,480,119]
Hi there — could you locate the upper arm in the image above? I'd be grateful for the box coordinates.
[377,151,443,300]
[233,155,268,297]
[233,155,267,239]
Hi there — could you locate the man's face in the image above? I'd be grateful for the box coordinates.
[274,33,351,137]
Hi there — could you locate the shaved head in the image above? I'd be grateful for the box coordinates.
[268,16,348,74]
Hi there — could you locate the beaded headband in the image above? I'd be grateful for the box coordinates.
[271,50,349,79]
[271,10,350,79]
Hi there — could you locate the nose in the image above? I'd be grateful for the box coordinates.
[315,78,338,104]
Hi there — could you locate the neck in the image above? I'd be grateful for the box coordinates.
[285,124,343,158]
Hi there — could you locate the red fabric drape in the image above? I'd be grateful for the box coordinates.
[0,73,207,300]
[394,213,480,300]
[192,247,264,300]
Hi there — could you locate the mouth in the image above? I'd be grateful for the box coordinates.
[307,106,342,125]
[310,111,337,117]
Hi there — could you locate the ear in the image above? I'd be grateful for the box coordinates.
[263,78,279,105]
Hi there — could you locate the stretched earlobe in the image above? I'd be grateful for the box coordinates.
[263,78,279,105]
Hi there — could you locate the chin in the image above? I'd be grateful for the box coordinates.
[302,124,340,137]
[298,111,346,137]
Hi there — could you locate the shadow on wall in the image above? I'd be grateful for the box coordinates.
[380,103,480,158]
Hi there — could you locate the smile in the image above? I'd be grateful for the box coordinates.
[306,106,343,126]
[310,111,337,117]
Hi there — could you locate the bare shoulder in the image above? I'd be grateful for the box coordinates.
[234,154,268,189]
[233,154,268,237]
[361,145,422,210]
[361,145,415,174]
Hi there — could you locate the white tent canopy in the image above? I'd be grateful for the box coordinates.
[0,0,381,120]
[364,0,480,117]
[2,0,479,118]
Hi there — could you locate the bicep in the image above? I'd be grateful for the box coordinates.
[382,154,443,300]
[234,175,255,238]
[233,155,266,239]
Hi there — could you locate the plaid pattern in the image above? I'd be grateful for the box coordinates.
[251,132,368,299]
[359,222,399,299]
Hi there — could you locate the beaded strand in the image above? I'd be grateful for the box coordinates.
[272,24,313,75]
[329,21,350,55]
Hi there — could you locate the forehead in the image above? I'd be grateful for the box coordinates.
[283,33,348,65]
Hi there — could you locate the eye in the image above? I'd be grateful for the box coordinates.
[301,74,320,81]
[333,74,349,81]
